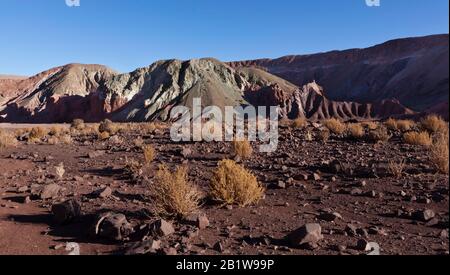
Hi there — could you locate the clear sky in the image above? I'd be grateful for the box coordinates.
[0,0,448,76]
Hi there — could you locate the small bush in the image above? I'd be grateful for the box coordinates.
[292,118,308,129]
[318,129,330,143]
[322,118,347,135]
[0,130,18,148]
[304,130,313,142]
[133,137,144,148]
[142,144,156,165]
[71,119,85,131]
[420,115,448,134]
[98,119,116,135]
[369,126,391,143]
[149,164,202,218]
[403,131,432,146]
[388,160,406,179]
[430,131,449,174]
[49,126,65,137]
[209,159,264,207]
[348,123,365,139]
[28,127,48,142]
[59,134,72,145]
[54,163,65,180]
[98,131,110,140]
[396,120,416,132]
[384,118,398,131]
[232,139,253,159]
[362,121,379,130]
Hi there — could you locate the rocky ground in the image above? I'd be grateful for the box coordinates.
[0,123,448,255]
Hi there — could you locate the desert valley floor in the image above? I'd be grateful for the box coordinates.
[0,121,448,255]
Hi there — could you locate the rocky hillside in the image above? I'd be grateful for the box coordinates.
[0,58,415,123]
[229,34,449,115]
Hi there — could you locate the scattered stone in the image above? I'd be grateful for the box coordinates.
[39,184,63,200]
[287,223,323,248]
[17,186,29,193]
[181,147,192,158]
[88,150,105,159]
[51,199,82,225]
[313,173,321,181]
[276,181,286,189]
[318,210,342,222]
[124,239,161,255]
[350,188,363,196]
[152,219,175,237]
[213,241,225,253]
[356,239,371,251]
[345,224,358,237]
[23,196,31,204]
[197,214,210,230]
[94,187,112,198]
[414,209,436,222]
[92,212,134,241]
[162,247,178,255]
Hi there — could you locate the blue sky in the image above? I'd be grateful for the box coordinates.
[0,0,448,76]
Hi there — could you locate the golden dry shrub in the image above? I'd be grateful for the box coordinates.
[396,120,416,132]
[322,118,347,135]
[420,115,448,134]
[347,123,365,139]
[98,131,110,140]
[403,131,432,146]
[369,126,392,143]
[292,118,308,129]
[209,159,264,207]
[0,130,18,148]
[133,137,144,148]
[232,139,253,159]
[149,164,202,218]
[28,127,48,142]
[142,122,157,134]
[362,121,379,130]
[318,129,330,143]
[71,119,85,131]
[59,134,73,145]
[47,136,59,145]
[384,118,398,131]
[430,131,449,174]
[388,160,406,179]
[304,130,314,142]
[49,126,64,137]
[98,119,117,135]
[142,144,156,164]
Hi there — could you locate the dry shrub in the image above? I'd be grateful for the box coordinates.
[28,127,48,142]
[71,119,85,131]
[232,139,253,159]
[396,120,416,132]
[292,118,308,129]
[322,118,347,135]
[149,164,202,218]
[362,121,379,130]
[49,126,65,137]
[142,144,156,164]
[133,137,144,148]
[0,130,18,148]
[54,163,65,180]
[209,159,264,207]
[98,131,110,140]
[384,118,398,131]
[142,122,157,134]
[348,123,365,139]
[430,131,449,174]
[98,119,117,135]
[388,160,406,179]
[403,131,432,146]
[318,129,330,143]
[420,115,448,134]
[47,136,59,145]
[80,125,99,136]
[369,126,392,143]
[59,134,72,145]
[304,130,313,142]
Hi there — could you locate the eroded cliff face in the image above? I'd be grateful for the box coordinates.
[3,35,446,123]
[0,57,417,123]
[229,34,449,115]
